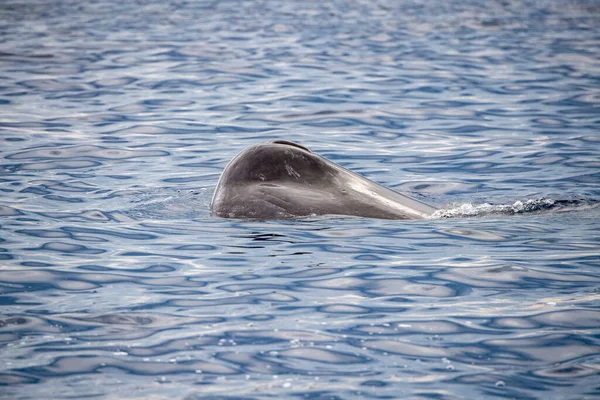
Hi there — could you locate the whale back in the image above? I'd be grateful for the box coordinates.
[216,140,332,186]
[211,141,436,220]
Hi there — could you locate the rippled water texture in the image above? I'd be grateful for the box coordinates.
[1,0,600,399]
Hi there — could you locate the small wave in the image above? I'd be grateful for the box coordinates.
[122,188,212,220]
[430,197,598,219]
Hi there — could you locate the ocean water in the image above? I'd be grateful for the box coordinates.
[1,0,600,399]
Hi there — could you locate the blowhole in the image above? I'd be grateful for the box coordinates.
[271,140,312,153]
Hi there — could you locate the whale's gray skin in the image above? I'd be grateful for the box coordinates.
[211,140,437,220]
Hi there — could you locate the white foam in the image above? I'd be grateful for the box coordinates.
[430,198,556,219]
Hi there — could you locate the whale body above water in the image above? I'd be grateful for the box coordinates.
[211,140,437,220]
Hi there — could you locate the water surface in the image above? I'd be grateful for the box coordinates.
[1,0,600,399]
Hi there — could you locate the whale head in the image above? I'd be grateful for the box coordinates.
[211,140,436,220]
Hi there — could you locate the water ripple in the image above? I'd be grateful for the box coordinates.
[1,0,599,398]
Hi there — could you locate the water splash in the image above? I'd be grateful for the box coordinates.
[123,188,212,220]
[430,198,598,219]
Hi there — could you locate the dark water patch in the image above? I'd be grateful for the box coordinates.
[0,373,39,385]
[0,205,23,216]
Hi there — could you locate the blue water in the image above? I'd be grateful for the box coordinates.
[1,0,600,398]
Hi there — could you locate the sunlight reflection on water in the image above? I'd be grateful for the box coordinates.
[1,0,600,399]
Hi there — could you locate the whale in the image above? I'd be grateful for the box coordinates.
[211,140,437,220]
